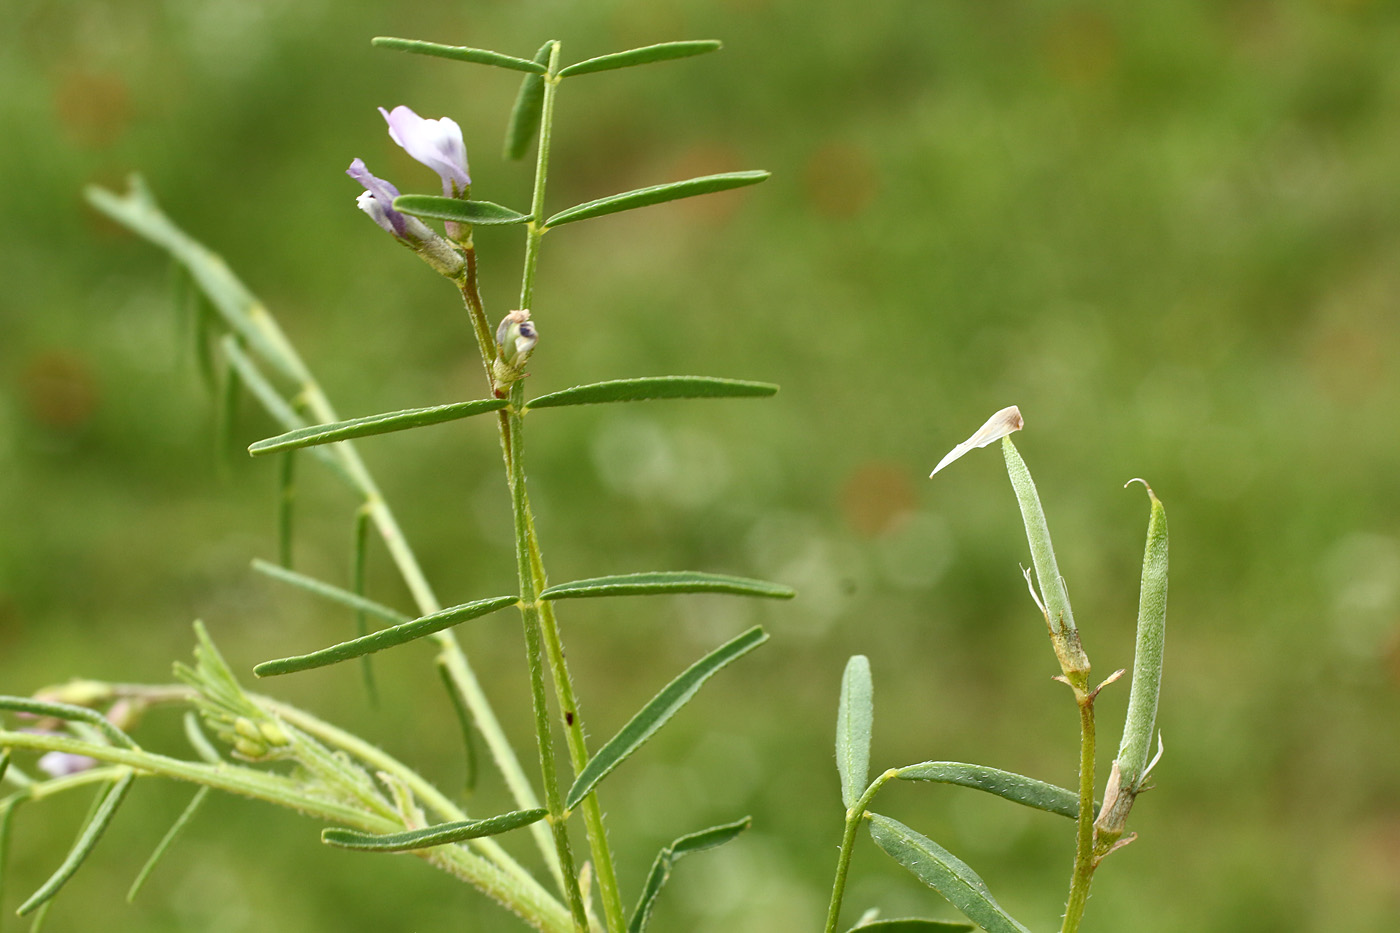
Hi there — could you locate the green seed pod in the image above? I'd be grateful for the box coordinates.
[1095,481,1168,841]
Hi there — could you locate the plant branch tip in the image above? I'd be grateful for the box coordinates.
[1124,477,1158,501]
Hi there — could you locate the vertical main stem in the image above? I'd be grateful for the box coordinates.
[532,536,628,933]
[509,383,589,933]
[1061,681,1098,933]
[499,38,627,933]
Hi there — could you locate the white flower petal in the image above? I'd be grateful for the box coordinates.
[930,405,1024,476]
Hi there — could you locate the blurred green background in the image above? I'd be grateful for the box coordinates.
[4,0,1400,930]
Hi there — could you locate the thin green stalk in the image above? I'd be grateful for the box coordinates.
[508,382,590,933]
[1061,681,1097,933]
[532,526,627,933]
[824,768,897,933]
[0,730,571,933]
[520,42,561,311]
[497,39,627,932]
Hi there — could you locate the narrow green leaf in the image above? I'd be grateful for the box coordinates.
[0,697,135,750]
[0,800,17,913]
[0,749,9,785]
[896,762,1080,819]
[351,509,379,707]
[184,270,217,393]
[837,655,874,809]
[504,40,554,160]
[322,808,547,852]
[545,171,768,228]
[249,397,507,456]
[566,626,768,811]
[628,817,750,933]
[216,343,243,457]
[277,450,296,568]
[371,37,548,74]
[541,571,794,601]
[18,772,136,916]
[436,658,477,794]
[1116,482,1168,789]
[254,595,517,677]
[528,376,778,410]
[393,195,532,226]
[867,814,1032,933]
[847,921,973,932]
[127,786,210,901]
[558,40,722,78]
[252,559,411,627]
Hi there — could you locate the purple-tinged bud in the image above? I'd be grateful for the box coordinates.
[493,310,538,386]
[38,750,98,778]
[379,106,470,196]
[346,159,466,279]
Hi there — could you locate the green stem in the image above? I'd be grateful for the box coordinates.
[824,768,897,933]
[532,525,627,933]
[0,730,572,933]
[520,42,561,312]
[508,382,590,933]
[1060,679,1098,933]
[499,40,627,933]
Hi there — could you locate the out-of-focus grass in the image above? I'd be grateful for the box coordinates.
[3,1,1400,930]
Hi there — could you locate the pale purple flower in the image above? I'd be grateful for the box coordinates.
[348,158,415,238]
[346,159,466,278]
[379,105,470,196]
[38,750,97,778]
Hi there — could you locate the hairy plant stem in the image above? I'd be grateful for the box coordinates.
[823,769,897,933]
[0,730,573,933]
[508,382,590,933]
[486,40,627,933]
[1060,674,1098,933]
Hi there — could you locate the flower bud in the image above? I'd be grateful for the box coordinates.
[258,719,291,748]
[493,310,538,385]
[38,750,98,778]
